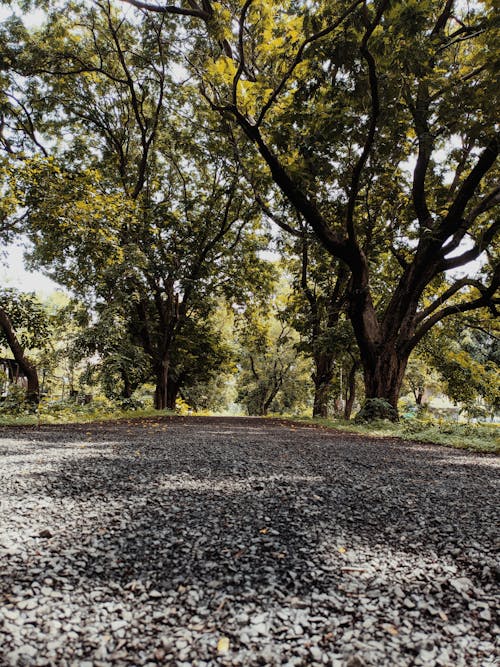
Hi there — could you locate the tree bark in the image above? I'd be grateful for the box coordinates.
[153,356,169,410]
[0,307,39,404]
[166,377,179,410]
[312,353,335,418]
[361,345,408,410]
[121,370,133,399]
[344,360,358,420]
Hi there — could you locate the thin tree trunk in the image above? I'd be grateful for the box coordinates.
[312,353,335,418]
[344,361,358,420]
[121,370,133,399]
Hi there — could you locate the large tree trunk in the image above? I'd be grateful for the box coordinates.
[312,353,335,418]
[362,348,408,409]
[0,307,39,404]
[346,255,410,419]
[166,378,179,411]
[154,356,169,410]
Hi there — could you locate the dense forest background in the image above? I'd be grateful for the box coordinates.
[0,0,498,423]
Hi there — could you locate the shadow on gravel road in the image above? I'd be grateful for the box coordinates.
[1,419,498,604]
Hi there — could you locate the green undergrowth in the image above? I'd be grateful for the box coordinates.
[1,401,497,454]
[286,416,499,454]
[0,400,174,427]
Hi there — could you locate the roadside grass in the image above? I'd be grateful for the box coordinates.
[1,401,497,454]
[0,404,173,427]
[285,416,500,454]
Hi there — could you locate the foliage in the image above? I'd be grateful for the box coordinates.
[5,1,275,409]
[421,316,500,415]
[0,288,50,351]
[0,384,29,415]
[287,416,500,455]
[354,398,398,423]
[0,1,498,421]
[402,354,443,407]
[236,289,312,416]
[118,0,499,415]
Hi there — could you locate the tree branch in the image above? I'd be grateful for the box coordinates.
[121,0,211,19]
[438,135,499,240]
[439,218,499,272]
[346,0,389,240]
[256,0,365,127]
[408,271,499,351]
[232,0,254,106]
[416,277,485,324]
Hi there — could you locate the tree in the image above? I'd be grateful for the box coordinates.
[9,1,272,408]
[284,231,350,418]
[402,355,442,408]
[121,0,499,418]
[0,289,49,402]
[1,12,50,239]
[67,301,151,401]
[167,309,235,410]
[236,295,311,416]
[422,315,500,417]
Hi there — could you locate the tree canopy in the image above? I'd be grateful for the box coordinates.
[0,0,498,418]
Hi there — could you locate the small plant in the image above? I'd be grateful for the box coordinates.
[117,397,144,411]
[355,398,399,423]
[0,384,31,415]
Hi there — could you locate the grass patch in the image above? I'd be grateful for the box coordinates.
[1,403,497,454]
[0,403,174,427]
[283,416,500,454]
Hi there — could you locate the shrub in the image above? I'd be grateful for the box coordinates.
[0,385,32,415]
[355,398,399,423]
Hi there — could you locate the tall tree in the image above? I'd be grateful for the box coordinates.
[121,0,499,417]
[236,290,311,416]
[0,289,49,402]
[6,0,273,408]
[284,231,349,417]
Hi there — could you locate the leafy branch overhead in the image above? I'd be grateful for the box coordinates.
[117,0,498,412]
[0,0,497,417]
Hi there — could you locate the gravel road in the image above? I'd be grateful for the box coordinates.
[0,416,498,666]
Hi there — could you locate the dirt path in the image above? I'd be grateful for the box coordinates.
[0,417,498,666]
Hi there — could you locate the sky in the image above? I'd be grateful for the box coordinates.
[0,7,57,295]
[0,243,63,296]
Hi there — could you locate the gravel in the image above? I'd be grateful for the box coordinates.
[0,416,498,666]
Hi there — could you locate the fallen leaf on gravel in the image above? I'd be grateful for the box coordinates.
[259,528,268,534]
[382,623,399,636]
[341,567,366,573]
[217,637,230,654]
[338,546,347,553]
[439,611,449,621]
[38,529,53,538]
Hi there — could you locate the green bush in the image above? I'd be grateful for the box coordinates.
[355,398,399,423]
[0,385,32,415]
